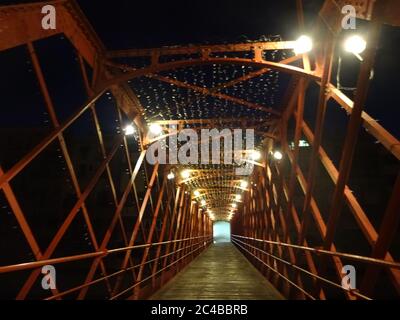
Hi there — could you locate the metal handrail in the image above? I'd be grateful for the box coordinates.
[45,237,212,300]
[0,236,210,274]
[231,234,400,270]
[232,238,372,300]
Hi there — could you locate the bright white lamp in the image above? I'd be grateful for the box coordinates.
[344,35,367,55]
[167,172,175,180]
[250,150,261,161]
[149,123,163,135]
[123,124,135,136]
[181,170,190,179]
[294,35,313,55]
[273,150,283,160]
[240,180,248,189]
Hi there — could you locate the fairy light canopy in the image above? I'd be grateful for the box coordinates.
[107,35,292,221]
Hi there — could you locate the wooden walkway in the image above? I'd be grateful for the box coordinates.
[150,242,284,300]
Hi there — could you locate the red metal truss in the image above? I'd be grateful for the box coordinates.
[0,0,399,300]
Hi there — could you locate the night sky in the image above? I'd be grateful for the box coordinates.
[76,0,323,49]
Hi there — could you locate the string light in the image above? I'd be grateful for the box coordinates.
[127,35,285,221]
[181,170,190,179]
[250,150,261,161]
[167,172,175,180]
[149,123,163,135]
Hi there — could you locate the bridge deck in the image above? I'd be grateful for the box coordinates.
[150,242,284,300]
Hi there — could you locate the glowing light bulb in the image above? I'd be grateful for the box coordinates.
[181,170,190,179]
[194,190,200,197]
[294,35,313,55]
[235,194,241,201]
[123,125,135,136]
[149,123,163,135]
[167,172,175,180]
[344,35,367,55]
[232,203,237,208]
[201,199,206,206]
[273,150,283,160]
[240,180,248,189]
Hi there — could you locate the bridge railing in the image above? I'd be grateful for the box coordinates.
[232,235,400,300]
